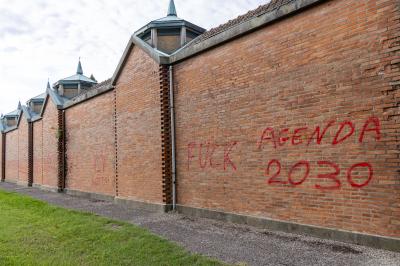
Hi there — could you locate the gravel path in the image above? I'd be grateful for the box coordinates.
[1,182,399,266]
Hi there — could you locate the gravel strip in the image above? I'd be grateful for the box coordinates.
[1,182,399,266]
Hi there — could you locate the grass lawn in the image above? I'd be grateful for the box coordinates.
[0,190,224,266]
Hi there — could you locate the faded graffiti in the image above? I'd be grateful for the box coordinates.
[187,117,381,189]
[92,151,112,186]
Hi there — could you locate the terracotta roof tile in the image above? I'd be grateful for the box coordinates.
[190,0,294,46]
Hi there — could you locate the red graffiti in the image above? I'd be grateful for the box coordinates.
[258,117,381,150]
[264,159,373,189]
[279,129,290,146]
[347,162,373,188]
[94,154,105,173]
[187,142,196,170]
[199,142,217,169]
[359,117,381,143]
[292,128,308,146]
[332,121,355,145]
[187,141,239,172]
[315,161,341,190]
[307,120,335,145]
[224,141,238,171]
[288,161,310,185]
[266,159,285,184]
[258,127,277,150]
[92,152,111,186]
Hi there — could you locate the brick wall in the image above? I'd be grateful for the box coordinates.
[17,114,29,184]
[41,99,59,188]
[115,46,164,203]
[65,91,115,196]
[5,130,18,182]
[0,133,3,181]
[173,0,400,238]
[33,120,43,185]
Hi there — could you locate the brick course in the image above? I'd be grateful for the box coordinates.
[172,0,400,238]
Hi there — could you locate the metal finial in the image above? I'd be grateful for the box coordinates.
[77,58,83,75]
[167,0,177,16]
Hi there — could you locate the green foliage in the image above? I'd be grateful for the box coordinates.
[0,190,224,266]
[56,129,63,139]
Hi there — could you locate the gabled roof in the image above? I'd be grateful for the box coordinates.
[1,104,35,133]
[45,86,67,109]
[111,35,170,85]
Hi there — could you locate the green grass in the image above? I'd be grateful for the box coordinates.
[0,190,225,266]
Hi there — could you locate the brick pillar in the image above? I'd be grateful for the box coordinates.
[28,122,33,186]
[159,65,172,206]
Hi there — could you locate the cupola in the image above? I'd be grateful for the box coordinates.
[136,0,205,54]
[53,59,97,99]
[27,83,46,114]
[3,102,21,127]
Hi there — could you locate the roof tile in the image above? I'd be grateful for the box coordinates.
[190,0,293,46]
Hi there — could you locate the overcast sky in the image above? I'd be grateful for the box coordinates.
[0,0,267,115]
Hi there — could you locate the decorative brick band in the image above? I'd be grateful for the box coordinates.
[57,110,65,192]
[113,88,119,197]
[159,65,172,205]
[28,122,33,186]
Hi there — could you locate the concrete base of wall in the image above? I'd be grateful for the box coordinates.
[3,180,29,187]
[3,179,18,185]
[64,188,114,202]
[17,181,29,187]
[114,197,172,213]
[32,183,59,193]
[176,205,400,252]
[64,188,171,213]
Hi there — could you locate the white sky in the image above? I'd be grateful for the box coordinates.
[0,0,267,115]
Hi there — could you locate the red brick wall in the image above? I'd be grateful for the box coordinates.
[17,114,29,184]
[65,91,115,196]
[115,46,164,203]
[41,99,59,188]
[173,0,400,238]
[33,120,43,185]
[5,130,18,182]
[0,133,3,180]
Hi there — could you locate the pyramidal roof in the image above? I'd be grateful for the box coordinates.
[135,0,205,36]
[56,60,97,86]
